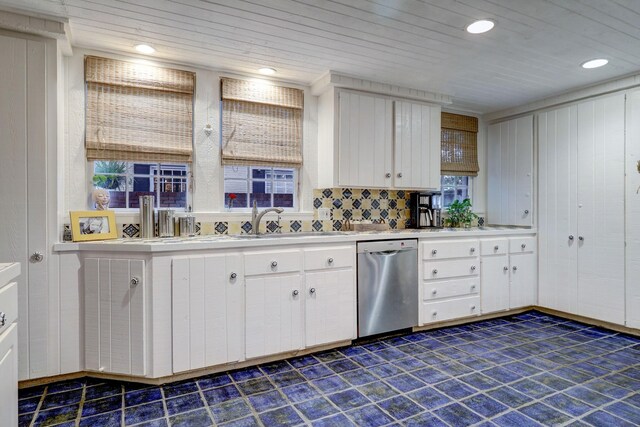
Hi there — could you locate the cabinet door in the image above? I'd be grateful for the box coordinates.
[480,255,509,314]
[487,115,533,225]
[538,106,578,313]
[305,269,356,348]
[85,259,146,376]
[509,253,537,309]
[576,95,625,325]
[245,274,303,359]
[172,254,244,373]
[394,101,441,189]
[338,91,393,187]
[0,324,17,427]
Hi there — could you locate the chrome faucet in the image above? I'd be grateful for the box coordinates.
[251,201,284,234]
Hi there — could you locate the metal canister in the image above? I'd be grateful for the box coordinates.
[178,215,196,237]
[139,195,155,238]
[158,209,175,237]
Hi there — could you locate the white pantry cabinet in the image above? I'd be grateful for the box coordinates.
[487,115,534,226]
[85,258,146,376]
[304,246,357,347]
[244,249,305,359]
[538,94,625,325]
[318,88,441,189]
[172,253,244,373]
[0,263,19,427]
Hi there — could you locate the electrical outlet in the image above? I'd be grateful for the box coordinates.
[317,208,331,220]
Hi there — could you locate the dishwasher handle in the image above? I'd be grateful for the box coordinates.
[366,248,416,256]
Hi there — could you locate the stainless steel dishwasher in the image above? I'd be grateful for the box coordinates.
[357,239,418,337]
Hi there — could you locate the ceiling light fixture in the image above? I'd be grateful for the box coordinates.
[466,19,495,34]
[258,67,277,75]
[581,58,608,69]
[135,44,156,55]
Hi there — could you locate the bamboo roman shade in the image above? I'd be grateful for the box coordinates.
[221,78,303,168]
[85,56,195,163]
[441,112,479,176]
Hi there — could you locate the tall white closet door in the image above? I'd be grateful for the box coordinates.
[626,90,640,328]
[576,95,625,324]
[537,106,578,314]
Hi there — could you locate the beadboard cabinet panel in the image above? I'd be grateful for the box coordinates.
[172,254,244,373]
[626,89,640,329]
[487,115,534,226]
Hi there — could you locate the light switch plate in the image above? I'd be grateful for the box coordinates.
[317,208,331,220]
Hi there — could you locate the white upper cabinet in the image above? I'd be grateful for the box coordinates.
[337,91,393,188]
[394,100,441,189]
[318,88,441,190]
[487,115,534,226]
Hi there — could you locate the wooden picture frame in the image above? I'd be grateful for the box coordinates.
[70,210,118,242]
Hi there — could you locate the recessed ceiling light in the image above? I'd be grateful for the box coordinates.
[258,67,277,75]
[466,19,495,34]
[135,44,156,55]
[581,58,608,69]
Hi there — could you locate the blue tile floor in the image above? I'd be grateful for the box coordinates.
[18,311,640,426]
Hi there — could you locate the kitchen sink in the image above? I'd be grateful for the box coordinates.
[232,231,349,239]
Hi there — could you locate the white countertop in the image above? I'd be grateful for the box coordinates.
[0,263,20,285]
[53,226,536,253]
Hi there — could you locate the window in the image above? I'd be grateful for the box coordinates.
[441,175,472,208]
[224,166,296,209]
[93,161,189,209]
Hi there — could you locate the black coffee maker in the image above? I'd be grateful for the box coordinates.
[409,192,443,228]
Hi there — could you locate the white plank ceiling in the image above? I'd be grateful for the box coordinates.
[2,0,640,113]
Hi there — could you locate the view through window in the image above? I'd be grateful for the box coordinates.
[224,166,296,210]
[441,175,471,208]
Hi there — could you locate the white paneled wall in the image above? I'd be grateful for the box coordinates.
[626,90,640,329]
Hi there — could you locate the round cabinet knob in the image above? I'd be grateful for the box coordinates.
[521,244,526,249]
[432,289,437,295]
[470,265,476,271]
[271,261,278,268]
[524,209,529,215]
[432,311,438,317]
[0,312,6,327]
[30,252,43,263]
[230,272,237,280]
[397,172,403,178]
[471,285,476,290]
[513,266,518,271]
[292,290,299,296]
[385,173,391,178]
[327,258,334,264]
[494,245,499,251]
[309,288,316,294]
[578,236,584,241]
[470,247,476,253]
[432,249,437,256]
[569,235,574,241]
[432,269,438,275]
[130,277,140,286]
[471,305,476,311]
[503,266,509,271]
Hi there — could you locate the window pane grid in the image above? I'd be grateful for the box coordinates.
[224,166,296,209]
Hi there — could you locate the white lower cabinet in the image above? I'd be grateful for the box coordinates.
[85,258,146,376]
[480,237,537,314]
[0,263,19,427]
[420,239,481,325]
[304,246,356,347]
[172,254,244,373]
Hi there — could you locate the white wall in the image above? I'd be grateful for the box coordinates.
[63,48,318,225]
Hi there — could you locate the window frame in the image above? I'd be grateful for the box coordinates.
[441,175,473,208]
[91,161,191,211]
[223,165,299,212]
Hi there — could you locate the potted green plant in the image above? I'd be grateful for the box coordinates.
[445,198,478,228]
[92,161,127,190]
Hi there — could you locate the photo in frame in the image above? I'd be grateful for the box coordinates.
[70,210,118,242]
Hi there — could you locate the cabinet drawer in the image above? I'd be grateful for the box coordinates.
[423,258,479,280]
[422,296,480,324]
[480,239,508,256]
[423,278,479,301]
[244,250,302,276]
[0,282,17,336]
[422,240,479,260]
[509,237,536,254]
[304,246,354,271]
